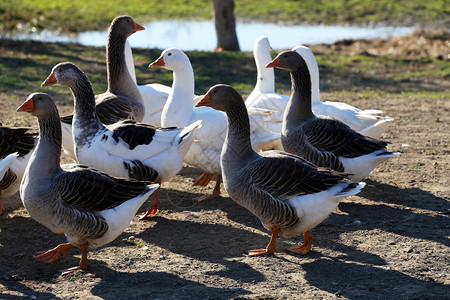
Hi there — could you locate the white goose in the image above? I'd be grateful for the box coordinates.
[292,45,393,139]
[196,84,365,255]
[267,50,400,182]
[0,124,38,214]
[124,40,172,127]
[246,36,289,135]
[42,62,201,219]
[246,36,393,139]
[149,48,278,201]
[17,92,159,274]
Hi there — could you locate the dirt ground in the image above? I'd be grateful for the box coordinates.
[0,31,449,299]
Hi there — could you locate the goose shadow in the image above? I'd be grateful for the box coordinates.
[137,217,269,284]
[0,281,59,300]
[358,179,449,214]
[302,258,450,299]
[336,180,450,247]
[154,176,389,268]
[88,266,251,300]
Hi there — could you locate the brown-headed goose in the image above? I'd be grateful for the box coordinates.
[17,92,159,274]
[55,16,145,160]
[195,84,365,255]
[0,124,38,214]
[292,45,393,139]
[149,47,278,201]
[42,62,201,219]
[246,36,393,139]
[266,50,400,182]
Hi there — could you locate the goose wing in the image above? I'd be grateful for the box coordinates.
[95,95,135,125]
[101,120,180,158]
[304,118,388,158]
[248,150,347,200]
[54,164,151,212]
[0,125,37,158]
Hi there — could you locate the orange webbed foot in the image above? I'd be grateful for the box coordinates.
[34,243,74,264]
[248,228,280,256]
[194,192,220,202]
[58,242,89,276]
[194,175,222,202]
[192,172,213,186]
[287,231,314,255]
[248,247,278,256]
[138,180,161,220]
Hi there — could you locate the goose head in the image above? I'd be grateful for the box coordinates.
[149,48,190,72]
[252,36,276,93]
[254,36,271,56]
[266,50,305,73]
[17,92,57,118]
[41,62,84,88]
[109,15,144,38]
[195,84,242,112]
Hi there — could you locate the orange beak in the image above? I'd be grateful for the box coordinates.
[266,57,280,68]
[149,56,165,68]
[41,72,57,87]
[195,94,210,107]
[133,22,145,33]
[17,98,34,112]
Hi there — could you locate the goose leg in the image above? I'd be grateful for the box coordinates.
[192,172,213,186]
[286,230,314,255]
[194,174,222,202]
[248,228,280,256]
[34,243,74,264]
[138,178,162,220]
[60,242,90,276]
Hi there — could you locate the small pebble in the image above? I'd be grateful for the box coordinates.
[403,247,413,253]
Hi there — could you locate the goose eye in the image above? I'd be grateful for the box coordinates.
[58,68,62,72]
[284,54,288,58]
[213,90,217,94]
[168,53,172,56]
[37,96,42,100]
[127,19,131,23]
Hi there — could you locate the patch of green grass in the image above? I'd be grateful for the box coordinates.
[0,0,448,34]
[0,39,448,119]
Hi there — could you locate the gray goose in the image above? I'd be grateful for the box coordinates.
[48,16,145,160]
[195,84,365,255]
[42,62,201,219]
[266,50,400,182]
[0,124,38,214]
[17,92,159,275]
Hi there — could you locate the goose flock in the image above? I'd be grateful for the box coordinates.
[0,15,400,274]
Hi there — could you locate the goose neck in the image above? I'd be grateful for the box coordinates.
[106,32,142,100]
[283,68,314,131]
[31,113,63,175]
[254,50,275,93]
[221,101,255,170]
[70,74,104,133]
[161,65,195,127]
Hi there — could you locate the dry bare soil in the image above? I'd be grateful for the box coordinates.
[0,32,449,299]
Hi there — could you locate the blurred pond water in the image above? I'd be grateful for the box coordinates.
[1,20,414,51]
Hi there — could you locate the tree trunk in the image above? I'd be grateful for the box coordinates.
[212,0,240,51]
